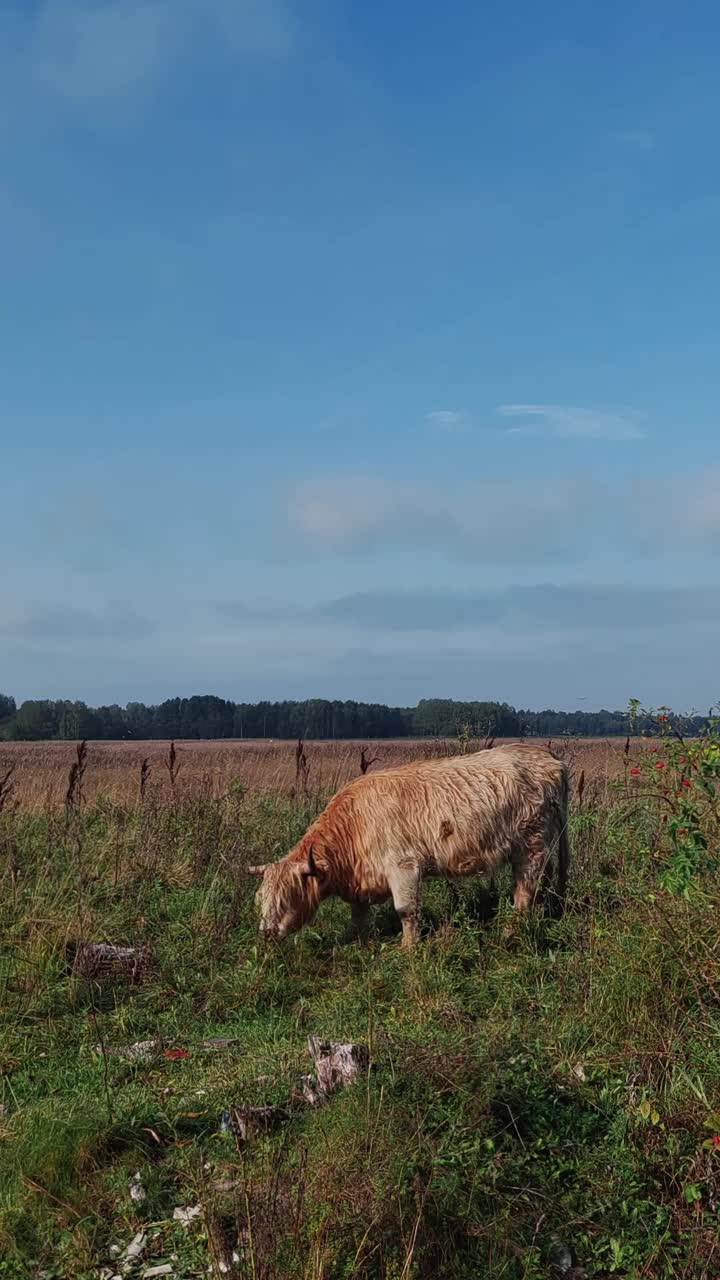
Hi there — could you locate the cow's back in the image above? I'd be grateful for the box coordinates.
[339,744,567,879]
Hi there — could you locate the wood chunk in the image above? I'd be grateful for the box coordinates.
[95,1039,164,1061]
[307,1037,369,1096]
[222,1104,288,1143]
[296,1073,323,1106]
[200,1037,241,1053]
[70,941,152,983]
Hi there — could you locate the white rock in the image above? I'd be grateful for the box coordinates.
[172,1204,201,1225]
[129,1171,146,1204]
[123,1231,146,1266]
[143,1267,173,1278]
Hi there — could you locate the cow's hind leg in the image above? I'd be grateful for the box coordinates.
[350,901,371,941]
[447,879,461,919]
[512,832,553,914]
[388,866,422,949]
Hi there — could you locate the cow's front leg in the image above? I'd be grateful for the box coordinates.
[388,866,422,949]
[350,901,370,941]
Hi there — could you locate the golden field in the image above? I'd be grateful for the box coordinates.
[0,735,632,810]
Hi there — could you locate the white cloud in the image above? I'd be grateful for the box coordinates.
[632,466,720,543]
[2,0,294,111]
[316,584,720,632]
[205,0,294,55]
[0,602,152,641]
[426,409,469,429]
[498,403,647,440]
[688,469,720,535]
[286,472,596,561]
[7,615,718,708]
[29,1,176,102]
[614,130,656,150]
[284,465,720,563]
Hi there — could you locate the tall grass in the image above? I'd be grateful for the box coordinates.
[0,736,621,811]
[0,739,718,1278]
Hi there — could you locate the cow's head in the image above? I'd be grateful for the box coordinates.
[248,847,324,941]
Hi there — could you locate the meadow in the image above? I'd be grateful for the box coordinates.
[1,734,719,1279]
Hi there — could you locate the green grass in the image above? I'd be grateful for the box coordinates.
[1,785,719,1278]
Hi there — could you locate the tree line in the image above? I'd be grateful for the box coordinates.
[0,692,707,742]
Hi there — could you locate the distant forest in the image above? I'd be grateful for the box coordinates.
[0,693,706,742]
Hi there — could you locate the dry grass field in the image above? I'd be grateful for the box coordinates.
[0,735,629,810]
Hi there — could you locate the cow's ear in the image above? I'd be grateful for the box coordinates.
[301,846,324,880]
[247,863,269,876]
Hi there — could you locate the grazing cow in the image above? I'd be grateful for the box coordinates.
[249,743,570,948]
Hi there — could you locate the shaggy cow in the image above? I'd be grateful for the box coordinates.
[249,743,570,948]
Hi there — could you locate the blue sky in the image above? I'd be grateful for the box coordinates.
[2,0,720,710]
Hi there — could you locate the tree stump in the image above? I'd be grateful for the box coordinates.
[70,941,152,983]
[307,1037,370,1097]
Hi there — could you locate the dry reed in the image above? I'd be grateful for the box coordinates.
[0,736,627,812]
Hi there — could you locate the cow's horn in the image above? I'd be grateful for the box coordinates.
[246,863,269,876]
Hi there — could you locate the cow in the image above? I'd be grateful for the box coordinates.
[248,743,570,948]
